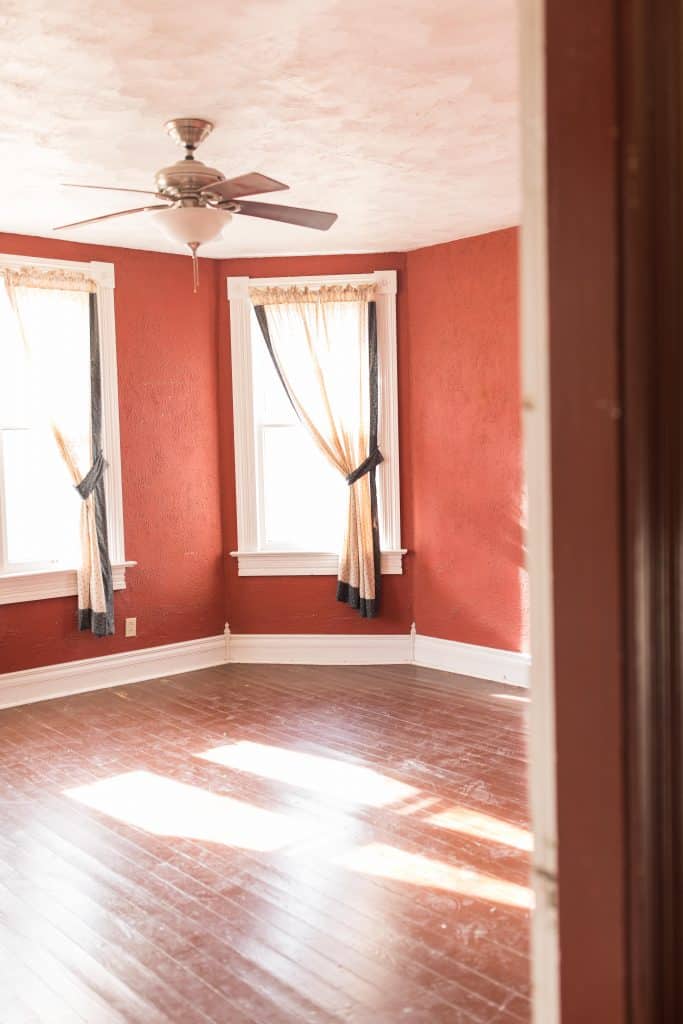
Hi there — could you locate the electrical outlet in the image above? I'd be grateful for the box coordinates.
[125,617,137,638]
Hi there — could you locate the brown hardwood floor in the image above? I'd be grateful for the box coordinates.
[0,663,531,1024]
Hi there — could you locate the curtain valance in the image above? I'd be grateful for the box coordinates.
[1,267,98,293]
[249,283,377,306]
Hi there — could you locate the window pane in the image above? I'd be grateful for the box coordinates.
[260,424,347,551]
[3,427,81,567]
[0,283,91,570]
[250,308,298,425]
[251,306,350,553]
[14,287,91,448]
[0,286,31,429]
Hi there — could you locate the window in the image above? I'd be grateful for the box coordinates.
[228,271,404,576]
[0,256,128,604]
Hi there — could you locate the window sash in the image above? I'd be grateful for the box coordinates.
[0,255,130,603]
[227,271,404,577]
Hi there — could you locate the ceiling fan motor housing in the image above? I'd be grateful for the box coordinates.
[154,159,225,200]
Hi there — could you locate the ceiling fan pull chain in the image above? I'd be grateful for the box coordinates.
[188,242,200,292]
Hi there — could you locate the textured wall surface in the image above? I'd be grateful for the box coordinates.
[0,233,225,673]
[406,228,523,650]
[0,229,522,669]
[218,252,415,636]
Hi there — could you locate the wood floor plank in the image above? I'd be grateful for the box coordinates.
[0,663,531,1023]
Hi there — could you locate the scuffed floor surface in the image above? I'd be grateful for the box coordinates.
[0,663,531,1023]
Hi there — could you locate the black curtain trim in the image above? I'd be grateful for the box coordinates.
[78,609,112,633]
[368,301,382,614]
[336,581,378,619]
[346,446,383,485]
[78,293,114,637]
[76,448,108,499]
[336,300,382,617]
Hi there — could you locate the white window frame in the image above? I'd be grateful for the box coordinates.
[227,270,405,576]
[0,253,133,604]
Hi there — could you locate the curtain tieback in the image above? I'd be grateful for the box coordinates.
[346,447,384,485]
[75,449,108,499]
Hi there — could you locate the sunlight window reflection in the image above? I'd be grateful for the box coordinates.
[197,742,416,807]
[336,842,534,908]
[394,796,441,816]
[65,770,311,851]
[428,806,533,851]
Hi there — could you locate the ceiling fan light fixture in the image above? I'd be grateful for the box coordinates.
[151,205,232,291]
[151,205,232,245]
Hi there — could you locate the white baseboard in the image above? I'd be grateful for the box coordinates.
[0,627,529,710]
[228,631,412,665]
[413,634,531,687]
[0,634,227,710]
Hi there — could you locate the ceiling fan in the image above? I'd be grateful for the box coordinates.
[55,117,338,290]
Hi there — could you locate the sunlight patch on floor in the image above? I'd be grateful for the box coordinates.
[335,842,534,908]
[492,692,530,703]
[394,795,441,816]
[197,741,417,807]
[429,805,533,851]
[65,770,312,851]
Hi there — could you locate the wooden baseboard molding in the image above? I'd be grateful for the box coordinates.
[228,631,413,665]
[0,628,529,709]
[0,634,227,710]
[413,634,531,687]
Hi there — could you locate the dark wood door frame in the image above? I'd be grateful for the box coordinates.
[620,0,683,1019]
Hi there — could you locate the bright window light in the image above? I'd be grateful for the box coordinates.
[197,741,417,807]
[492,692,531,703]
[0,283,90,571]
[393,796,441,816]
[428,806,533,851]
[335,843,534,908]
[250,307,347,552]
[65,770,313,852]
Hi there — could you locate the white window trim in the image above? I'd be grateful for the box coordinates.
[0,253,134,605]
[227,270,405,576]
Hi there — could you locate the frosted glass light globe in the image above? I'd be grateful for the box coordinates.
[152,205,232,245]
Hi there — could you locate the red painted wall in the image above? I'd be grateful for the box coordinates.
[1,230,521,669]
[217,252,415,636]
[0,234,225,673]
[407,229,523,651]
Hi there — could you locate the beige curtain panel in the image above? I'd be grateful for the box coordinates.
[2,267,114,635]
[251,284,383,617]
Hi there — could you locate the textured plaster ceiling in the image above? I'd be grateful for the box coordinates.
[0,0,519,258]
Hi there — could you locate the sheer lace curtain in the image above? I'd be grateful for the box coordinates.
[2,267,114,635]
[251,283,383,617]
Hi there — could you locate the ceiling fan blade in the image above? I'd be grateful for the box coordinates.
[54,203,171,231]
[63,183,166,199]
[200,173,289,200]
[233,200,337,231]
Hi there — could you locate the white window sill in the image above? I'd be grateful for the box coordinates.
[0,561,137,605]
[230,550,406,577]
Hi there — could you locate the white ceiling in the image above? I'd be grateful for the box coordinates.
[0,0,519,259]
